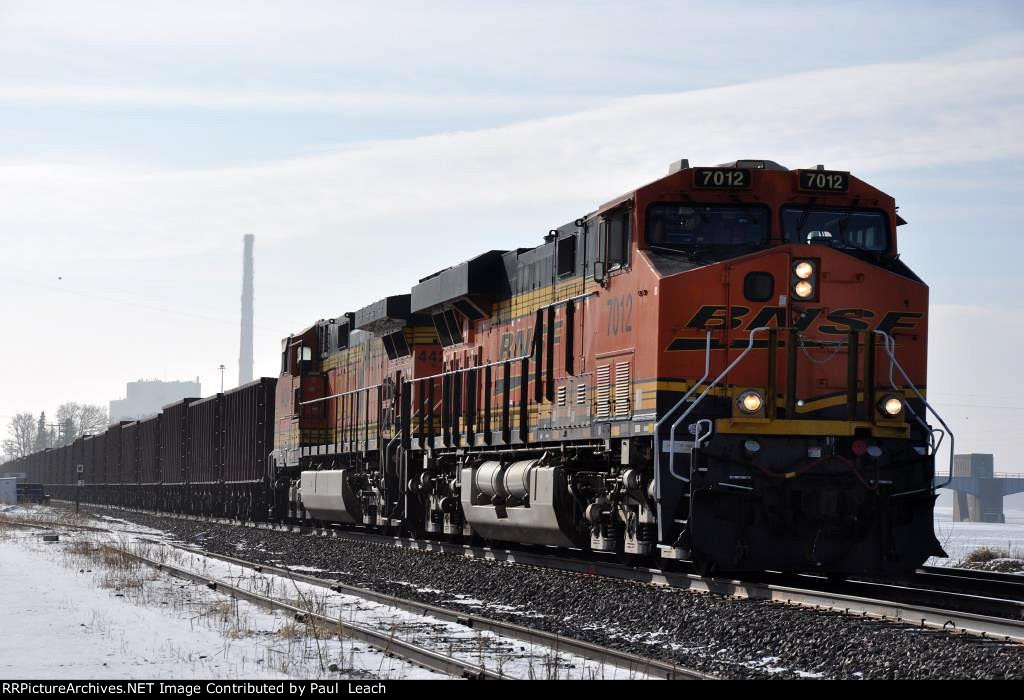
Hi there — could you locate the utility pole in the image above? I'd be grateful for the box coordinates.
[46,422,64,447]
[75,463,83,514]
[218,364,226,392]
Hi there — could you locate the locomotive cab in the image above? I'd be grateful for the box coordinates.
[637,160,944,574]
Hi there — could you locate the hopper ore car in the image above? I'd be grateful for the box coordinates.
[118,420,139,508]
[15,378,277,521]
[277,158,951,576]
[11,158,951,577]
[136,413,161,509]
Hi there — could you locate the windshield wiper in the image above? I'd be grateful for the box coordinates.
[648,241,763,263]
[646,244,692,256]
[835,210,852,240]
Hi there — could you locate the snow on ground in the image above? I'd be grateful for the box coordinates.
[100,520,656,678]
[928,507,1024,566]
[0,525,443,680]
[0,509,654,680]
[146,546,649,679]
[12,500,1021,680]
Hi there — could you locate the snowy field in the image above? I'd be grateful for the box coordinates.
[0,507,652,681]
[0,515,443,680]
[928,507,1024,565]
[3,502,1021,679]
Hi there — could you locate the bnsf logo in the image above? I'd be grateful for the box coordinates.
[683,305,922,335]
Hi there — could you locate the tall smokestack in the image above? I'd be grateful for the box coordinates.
[238,234,254,386]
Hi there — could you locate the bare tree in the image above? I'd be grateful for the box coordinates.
[3,413,37,460]
[55,402,109,441]
[79,404,108,435]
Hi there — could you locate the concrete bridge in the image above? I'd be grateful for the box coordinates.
[934,454,1024,523]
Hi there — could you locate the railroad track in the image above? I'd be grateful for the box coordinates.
[913,565,1024,601]
[116,548,513,679]
[763,570,1024,623]
[46,502,1024,644]
[1,510,712,680]
[152,542,710,680]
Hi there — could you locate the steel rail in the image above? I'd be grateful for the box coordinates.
[112,548,507,679]
[783,572,1024,623]
[3,515,497,678]
[2,509,711,680]
[908,566,1024,601]
[51,503,1024,645]
[162,543,711,680]
[920,565,1024,584]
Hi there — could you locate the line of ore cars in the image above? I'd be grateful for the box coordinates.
[14,377,276,517]
[10,158,946,576]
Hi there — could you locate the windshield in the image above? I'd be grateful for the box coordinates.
[645,204,768,251]
[782,207,889,252]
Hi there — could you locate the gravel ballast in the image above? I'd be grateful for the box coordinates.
[90,507,1024,680]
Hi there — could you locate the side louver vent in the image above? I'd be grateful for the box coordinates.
[595,365,611,419]
[614,361,631,418]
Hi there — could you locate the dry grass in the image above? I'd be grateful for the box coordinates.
[5,507,633,679]
[1,511,424,679]
[66,539,97,555]
[0,506,92,531]
[963,546,1011,563]
[276,621,305,639]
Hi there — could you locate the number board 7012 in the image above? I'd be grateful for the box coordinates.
[693,167,751,189]
[798,169,850,193]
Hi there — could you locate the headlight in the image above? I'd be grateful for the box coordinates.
[737,390,764,414]
[880,395,904,417]
[791,259,818,300]
[794,261,815,279]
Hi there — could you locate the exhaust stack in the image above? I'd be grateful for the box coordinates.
[238,234,254,386]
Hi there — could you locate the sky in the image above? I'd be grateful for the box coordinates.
[0,0,1022,470]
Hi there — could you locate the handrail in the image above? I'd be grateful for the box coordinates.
[693,419,713,450]
[407,291,596,386]
[874,330,955,490]
[653,331,711,542]
[300,383,383,406]
[654,333,711,481]
[667,326,772,484]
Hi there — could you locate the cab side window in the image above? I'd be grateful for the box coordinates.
[557,234,577,277]
[607,211,630,269]
[592,209,631,282]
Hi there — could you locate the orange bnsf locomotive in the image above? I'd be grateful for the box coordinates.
[273,158,948,575]
[12,158,949,576]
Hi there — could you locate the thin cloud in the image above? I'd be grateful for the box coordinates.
[0,54,1021,266]
[0,50,1020,459]
[0,84,596,116]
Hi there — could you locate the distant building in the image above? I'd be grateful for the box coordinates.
[0,477,16,505]
[109,379,201,422]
